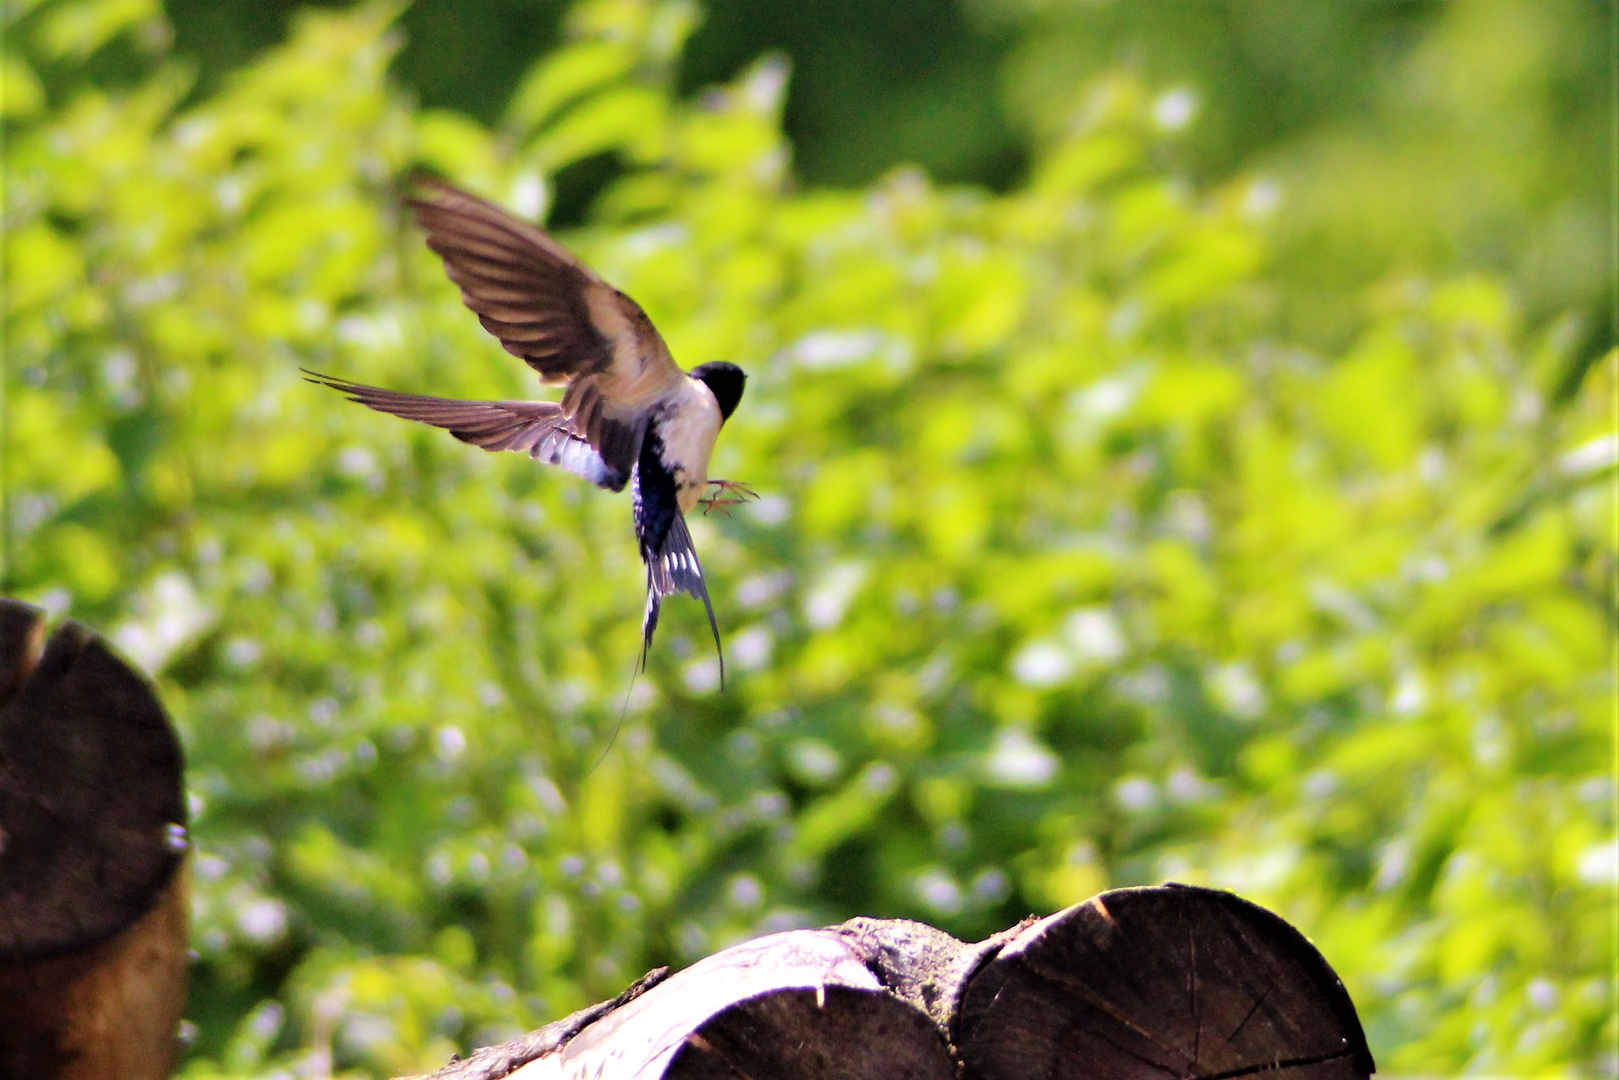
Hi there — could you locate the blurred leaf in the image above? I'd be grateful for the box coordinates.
[35,0,157,59]
[0,52,44,116]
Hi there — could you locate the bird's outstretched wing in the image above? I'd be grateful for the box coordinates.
[639,513,724,687]
[406,175,688,486]
[302,371,620,489]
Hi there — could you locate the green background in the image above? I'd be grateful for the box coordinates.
[2,0,1614,1075]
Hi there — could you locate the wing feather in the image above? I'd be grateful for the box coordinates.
[407,174,689,480]
[302,371,628,490]
[475,315,568,343]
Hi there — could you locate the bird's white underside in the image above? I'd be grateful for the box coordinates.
[660,378,723,514]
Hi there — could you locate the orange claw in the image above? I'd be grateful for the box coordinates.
[700,479,759,515]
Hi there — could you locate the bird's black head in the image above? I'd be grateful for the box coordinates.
[691,362,746,422]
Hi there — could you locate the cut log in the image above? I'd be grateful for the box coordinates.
[412,933,962,1080]
[511,931,956,1080]
[660,984,954,1080]
[411,886,1373,1080]
[955,883,1375,1080]
[0,598,190,1080]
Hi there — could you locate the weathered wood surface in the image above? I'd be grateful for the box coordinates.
[956,885,1376,1080]
[0,599,190,1080]
[413,884,1373,1080]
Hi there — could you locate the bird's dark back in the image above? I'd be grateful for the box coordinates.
[632,430,682,561]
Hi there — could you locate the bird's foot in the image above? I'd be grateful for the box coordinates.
[700,479,759,515]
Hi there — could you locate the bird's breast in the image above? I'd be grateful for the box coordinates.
[656,380,724,515]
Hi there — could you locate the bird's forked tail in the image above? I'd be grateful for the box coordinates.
[639,514,724,688]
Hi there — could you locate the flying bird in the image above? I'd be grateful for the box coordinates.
[305,175,751,681]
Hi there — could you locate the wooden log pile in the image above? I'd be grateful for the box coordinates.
[414,884,1374,1080]
[0,596,1375,1080]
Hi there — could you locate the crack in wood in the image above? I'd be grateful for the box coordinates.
[1223,980,1274,1048]
[1196,1046,1358,1080]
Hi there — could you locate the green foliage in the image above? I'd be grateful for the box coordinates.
[3,1,1614,1076]
[982,0,1612,348]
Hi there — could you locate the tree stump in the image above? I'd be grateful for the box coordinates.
[413,884,1373,1080]
[0,599,190,1080]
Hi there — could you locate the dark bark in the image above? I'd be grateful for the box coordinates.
[832,915,1013,1032]
[0,599,190,1080]
[413,885,1373,1080]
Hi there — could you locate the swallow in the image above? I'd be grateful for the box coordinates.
[305,176,751,681]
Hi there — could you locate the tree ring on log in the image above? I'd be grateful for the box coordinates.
[0,599,188,961]
[956,882,1375,1080]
